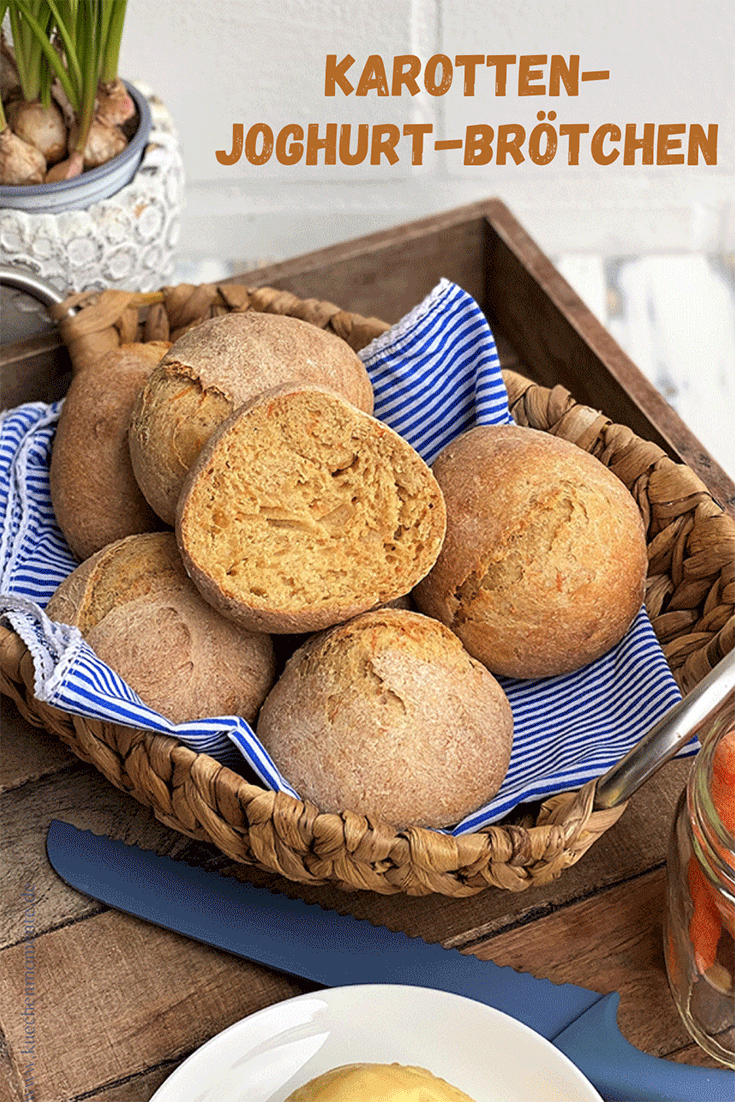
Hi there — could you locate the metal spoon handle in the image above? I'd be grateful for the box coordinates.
[0,263,66,306]
[594,647,735,810]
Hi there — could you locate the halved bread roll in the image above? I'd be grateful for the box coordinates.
[128,311,374,525]
[176,384,446,634]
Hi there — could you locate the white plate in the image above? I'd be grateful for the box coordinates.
[150,984,603,1102]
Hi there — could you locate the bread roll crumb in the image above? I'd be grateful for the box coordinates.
[176,385,446,634]
[128,311,374,524]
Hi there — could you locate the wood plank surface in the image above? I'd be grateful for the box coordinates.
[2,698,694,951]
[0,700,77,793]
[4,703,724,1102]
[0,908,307,1101]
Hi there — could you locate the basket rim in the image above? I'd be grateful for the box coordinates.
[2,280,733,895]
[0,617,629,895]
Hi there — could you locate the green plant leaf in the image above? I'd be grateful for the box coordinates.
[8,0,79,107]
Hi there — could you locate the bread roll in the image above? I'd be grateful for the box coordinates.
[284,1063,477,1101]
[413,424,648,679]
[128,311,375,525]
[176,384,446,635]
[46,532,276,724]
[256,608,513,829]
[50,342,170,561]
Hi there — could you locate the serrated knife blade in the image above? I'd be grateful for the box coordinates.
[46,820,734,1101]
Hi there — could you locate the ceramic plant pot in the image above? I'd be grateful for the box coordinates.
[0,82,185,295]
[0,81,152,214]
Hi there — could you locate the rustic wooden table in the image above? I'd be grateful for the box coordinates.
[1,694,723,1101]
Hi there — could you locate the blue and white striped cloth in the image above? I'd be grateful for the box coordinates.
[0,279,689,832]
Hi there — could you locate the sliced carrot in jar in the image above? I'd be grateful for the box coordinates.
[711,727,735,835]
[687,856,723,974]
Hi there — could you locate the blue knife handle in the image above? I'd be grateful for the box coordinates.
[554,992,734,1101]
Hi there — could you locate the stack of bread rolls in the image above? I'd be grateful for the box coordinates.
[47,309,648,829]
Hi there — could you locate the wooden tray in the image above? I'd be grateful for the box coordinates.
[4,196,733,517]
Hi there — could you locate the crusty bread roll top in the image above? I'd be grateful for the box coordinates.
[46,532,276,725]
[256,608,513,829]
[413,423,648,678]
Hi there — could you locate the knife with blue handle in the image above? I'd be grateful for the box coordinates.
[46,820,734,1102]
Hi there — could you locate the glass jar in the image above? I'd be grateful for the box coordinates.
[664,701,735,1067]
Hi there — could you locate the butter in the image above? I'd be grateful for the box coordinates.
[284,1061,477,1101]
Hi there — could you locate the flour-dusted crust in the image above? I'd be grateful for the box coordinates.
[50,342,170,561]
[46,531,276,724]
[128,311,374,525]
[413,423,648,678]
[256,608,513,830]
[176,384,446,634]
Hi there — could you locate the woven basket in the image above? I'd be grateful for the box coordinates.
[2,281,734,897]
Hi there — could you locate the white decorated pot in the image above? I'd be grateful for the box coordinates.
[0,82,185,295]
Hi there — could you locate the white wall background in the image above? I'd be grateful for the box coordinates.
[117,0,735,476]
[119,0,734,268]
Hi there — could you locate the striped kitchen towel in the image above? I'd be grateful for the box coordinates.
[0,278,688,833]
